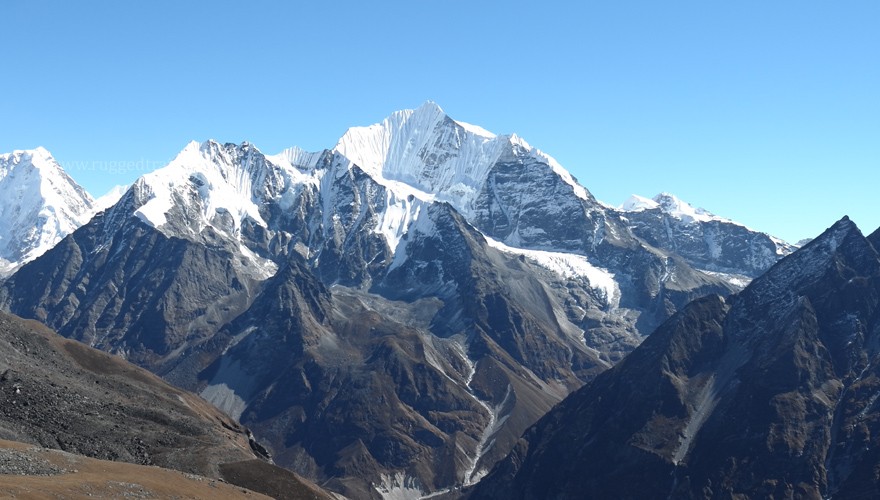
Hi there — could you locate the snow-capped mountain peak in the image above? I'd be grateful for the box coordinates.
[619,191,796,278]
[652,192,723,224]
[621,192,724,223]
[12,146,51,165]
[132,140,281,230]
[620,194,660,212]
[334,102,503,199]
[333,102,590,217]
[0,147,95,275]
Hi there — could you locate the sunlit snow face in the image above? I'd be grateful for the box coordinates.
[0,147,96,273]
[333,102,590,215]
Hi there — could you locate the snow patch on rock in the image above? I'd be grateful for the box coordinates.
[484,236,618,306]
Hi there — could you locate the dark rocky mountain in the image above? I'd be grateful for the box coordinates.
[0,104,762,497]
[619,192,796,281]
[193,204,624,498]
[0,310,331,499]
[471,216,880,499]
[621,193,797,286]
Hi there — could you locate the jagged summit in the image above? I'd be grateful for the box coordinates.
[4,146,52,165]
[740,216,874,304]
[654,192,720,222]
[619,191,795,278]
[620,193,659,211]
[126,101,604,265]
[123,139,356,280]
[621,192,726,224]
[130,140,338,230]
[131,140,273,230]
[334,102,590,215]
[739,216,861,294]
[0,147,95,276]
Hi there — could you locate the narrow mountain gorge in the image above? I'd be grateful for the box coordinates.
[0,103,796,498]
[471,217,880,499]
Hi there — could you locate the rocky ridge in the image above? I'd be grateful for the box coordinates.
[471,216,880,499]
[619,192,796,281]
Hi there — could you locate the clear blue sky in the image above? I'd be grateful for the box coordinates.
[2,1,877,243]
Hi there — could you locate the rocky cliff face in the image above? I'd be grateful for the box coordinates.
[472,216,880,500]
[619,192,795,281]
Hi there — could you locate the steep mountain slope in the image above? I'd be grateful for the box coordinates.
[1,104,741,496]
[193,205,625,498]
[0,439,274,500]
[472,216,880,499]
[334,102,589,228]
[336,102,617,259]
[0,310,331,499]
[0,147,95,276]
[619,192,796,280]
[333,102,735,345]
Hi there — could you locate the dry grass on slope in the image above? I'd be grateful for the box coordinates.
[0,439,271,499]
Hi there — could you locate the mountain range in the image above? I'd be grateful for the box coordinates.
[0,102,809,498]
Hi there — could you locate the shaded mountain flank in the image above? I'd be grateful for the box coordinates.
[619,192,796,280]
[0,310,333,499]
[471,217,880,500]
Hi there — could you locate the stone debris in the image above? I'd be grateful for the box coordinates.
[0,448,66,476]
